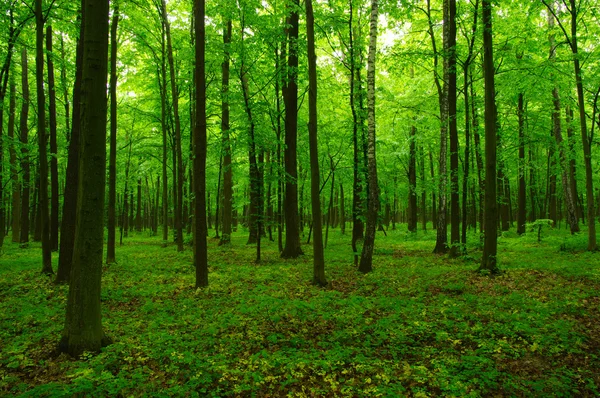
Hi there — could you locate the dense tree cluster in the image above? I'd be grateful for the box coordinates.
[0,0,599,354]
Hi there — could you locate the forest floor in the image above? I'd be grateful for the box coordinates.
[1,224,599,397]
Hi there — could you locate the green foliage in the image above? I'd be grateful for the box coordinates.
[1,227,599,396]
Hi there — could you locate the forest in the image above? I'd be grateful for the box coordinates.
[0,0,599,395]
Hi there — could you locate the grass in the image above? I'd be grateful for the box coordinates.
[0,224,599,397]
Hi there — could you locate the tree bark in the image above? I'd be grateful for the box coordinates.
[517,93,527,234]
[479,0,499,274]
[281,0,303,259]
[60,0,110,356]
[161,0,184,252]
[107,2,119,264]
[194,0,208,288]
[447,0,459,257]
[358,0,379,274]
[219,20,233,246]
[35,0,52,274]
[408,125,417,233]
[9,75,19,243]
[306,0,326,286]
[46,25,59,252]
[56,12,83,283]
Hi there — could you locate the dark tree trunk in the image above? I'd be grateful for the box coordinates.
[408,126,417,232]
[107,2,119,264]
[429,149,436,229]
[46,26,59,252]
[358,0,379,274]
[194,0,208,288]
[161,0,184,252]
[60,0,110,356]
[339,183,345,234]
[9,75,19,244]
[479,0,499,274]
[529,142,537,222]
[447,0,459,257]
[517,93,527,234]
[56,14,83,283]
[220,20,233,246]
[565,106,581,220]
[281,0,303,259]
[136,178,142,232]
[306,0,326,286]
[159,20,169,244]
[419,145,427,231]
[348,0,364,266]
[35,0,52,274]
[547,138,557,224]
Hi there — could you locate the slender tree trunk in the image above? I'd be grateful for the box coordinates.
[59,35,71,140]
[35,0,52,274]
[517,93,527,234]
[159,22,169,244]
[46,26,59,252]
[429,149,436,229]
[565,106,581,220]
[461,66,471,246]
[161,0,184,252]
[281,0,303,258]
[306,0,326,286]
[219,20,233,246]
[340,183,345,234]
[408,125,417,232]
[194,0,208,288]
[107,2,119,264]
[547,138,557,224]
[9,75,20,243]
[19,50,30,245]
[60,0,110,356]
[529,142,537,222]
[420,145,427,231]
[479,0,499,274]
[56,13,83,283]
[358,0,379,274]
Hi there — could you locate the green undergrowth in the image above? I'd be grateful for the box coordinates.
[1,225,599,397]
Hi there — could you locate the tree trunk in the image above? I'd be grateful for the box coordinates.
[220,20,233,246]
[46,25,59,252]
[281,0,303,259]
[9,75,19,243]
[408,126,417,233]
[517,93,527,234]
[194,0,208,288]
[56,14,83,283]
[565,106,581,221]
[447,0,459,257]
[358,0,379,274]
[306,0,326,286]
[159,20,169,244]
[107,2,119,264]
[35,0,52,274]
[161,0,184,252]
[60,0,110,356]
[479,0,499,274]
[339,183,345,234]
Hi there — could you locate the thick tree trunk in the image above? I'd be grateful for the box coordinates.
[194,0,208,288]
[60,0,110,356]
[107,3,119,264]
[46,26,59,252]
[358,0,379,274]
[35,0,52,274]
[479,0,499,274]
[281,0,303,259]
[56,15,83,283]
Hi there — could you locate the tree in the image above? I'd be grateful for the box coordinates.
[60,0,111,356]
[56,10,84,284]
[306,0,326,286]
[193,0,208,288]
[447,0,459,257]
[479,0,498,274]
[358,0,379,274]
[19,49,30,245]
[35,0,52,274]
[107,0,119,264]
[46,25,59,252]
[219,19,233,246]
[281,0,303,259]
